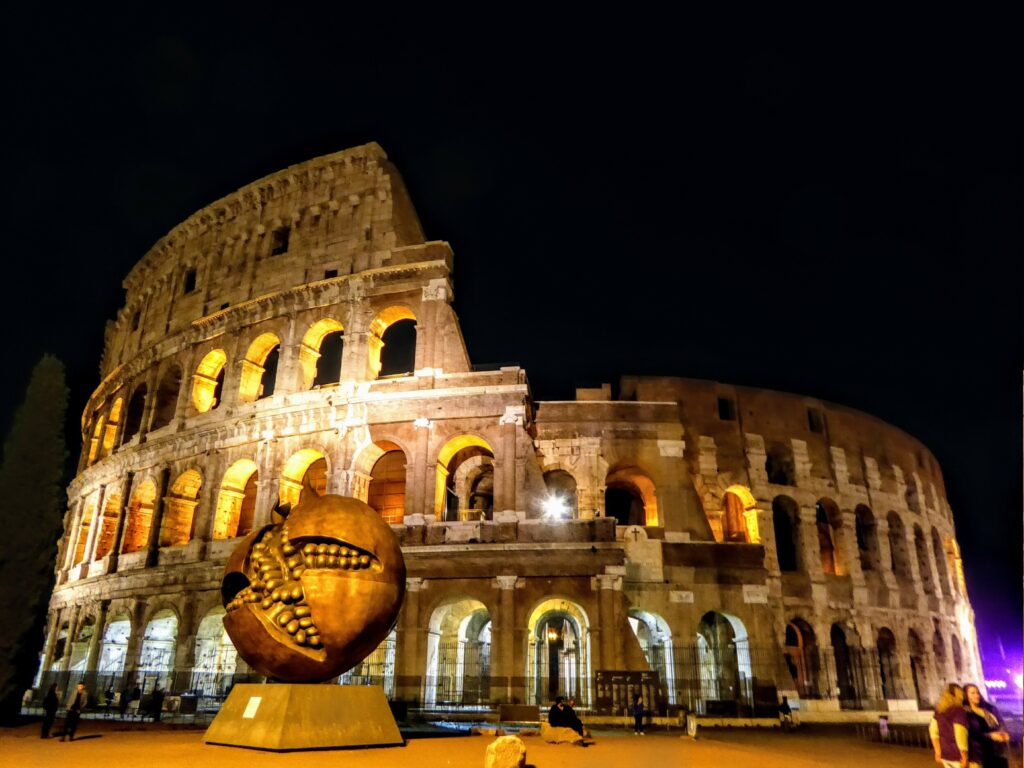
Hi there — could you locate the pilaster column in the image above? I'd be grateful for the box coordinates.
[191,455,224,551]
[174,600,198,690]
[58,604,82,674]
[394,578,426,702]
[61,499,85,573]
[108,472,134,571]
[492,576,519,704]
[412,419,431,517]
[84,600,110,688]
[496,406,525,513]
[144,468,171,568]
[797,506,826,581]
[40,610,62,674]
[593,574,623,670]
[83,484,109,565]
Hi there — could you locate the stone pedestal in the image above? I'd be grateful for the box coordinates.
[203,684,403,751]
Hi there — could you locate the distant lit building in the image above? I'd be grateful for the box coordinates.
[39,144,983,718]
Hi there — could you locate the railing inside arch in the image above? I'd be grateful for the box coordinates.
[424,640,491,707]
[339,633,397,698]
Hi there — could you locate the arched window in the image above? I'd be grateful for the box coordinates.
[121,480,156,553]
[368,447,407,524]
[434,435,495,521]
[192,349,227,413]
[92,491,121,560]
[121,385,147,444]
[772,496,800,572]
[73,501,96,565]
[815,503,836,575]
[905,474,922,513]
[765,443,796,486]
[212,459,259,540]
[369,307,416,379]
[855,505,880,571]
[785,619,820,698]
[100,398,123,457]
[279,449,327,507]
[886,512,912,579]
[830,624,858,704]
[931,528,951,597]
[527,598,592,707]
[238,333,281,403]
[159,469,202,547]
[877,628,899,699]
[87,416,105,465]
[151,365,182,430]
[299,318,345,389]
[605,466,658,526]
[913,525,935,594]
[629,610,676,705]
[543,470,578,519]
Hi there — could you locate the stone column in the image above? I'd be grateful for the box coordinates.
[61,499,84,573]
[123,600,149,684]
[109,472,134,572]
[174,600,198,693]
[58,604,82,674]
[593,574,623,671]
[145,467,171,568]
[191,455,224,554]
[797,506,826,582]
[172,347,197,430]
[84,600,110,689]
[496,406,525,513]
[40,610,63,675]
[417,279,448,372]
[83,484,110,565]
[394,578,426,702]
[411,420,431,517]
[491,576,519,704]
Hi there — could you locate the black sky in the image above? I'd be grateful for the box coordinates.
[2,11,1021,667]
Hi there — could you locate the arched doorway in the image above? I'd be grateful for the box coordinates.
[238,333,281,402]
[93,492,122,561]
[121,479,156,554]
[434,435,494,522]
[425,599,491,707]
[138,609,178,693]
[695,611,752,715]
[855,505,880,571]
[527,599,591,708]
[98,614,131,680]
[604,466,658,526]
[160,470,202,547]
[369,306,417,378]
[368,445,407,524]
[212,459,259,539]
[785,619,820,698]
[151,366,182,430]
[721,489,753,542]
[300,318,345,389]
[629,610,676,705]
[280,449,327,507]
[192,349,227,413]
[908,629,928,707]
[68,617,95,673]
[877,628,899,700]
[121,384,147,444]
[772,496,800,572]
[830,623,863,709]
[192,608,237,697]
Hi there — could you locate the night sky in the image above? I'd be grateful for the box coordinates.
[3,12,1020,676]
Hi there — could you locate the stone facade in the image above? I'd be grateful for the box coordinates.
[41,143,982,717]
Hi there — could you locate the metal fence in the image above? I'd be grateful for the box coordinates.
[424,640,491,707]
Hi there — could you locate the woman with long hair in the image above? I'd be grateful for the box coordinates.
[963,683,1010,768]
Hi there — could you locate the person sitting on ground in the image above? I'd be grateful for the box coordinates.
[548,696,569,729]
[563,697,586,737]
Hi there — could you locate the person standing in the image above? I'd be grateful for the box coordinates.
[150,686,165,722]
[119,685,130,719]
[40,684,59,738]
[61,682,88,742]
[929,684,971,768]
[964,683,1010,768]
[632,693,645,735]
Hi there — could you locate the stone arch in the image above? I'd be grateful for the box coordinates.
[367,443,407,524]
[772,495,800,572]
[87,416,105,465]
[815,497,845,576]
[122,479,157,554]
[830,622,862,706]
[877,627,899,699]
[854,505,880,571]
[121,384,147,444]
[98,611,132,678]
[73,497,98,565]
[541,469,578,519]
[280,448,328,506]
[696,611,753,712]
[785,617,820,698]
[300,317,345,389]
[369,305,417,378]
[527,597,593,707]
[151,364,183,430]
[886,511,912,579]
[722,485,759,543]
[604,465,658,526]
[192,607,238,696]
[68,615,97,672]
[192,349,227,413]
[212,459,259,540]
[101,397,123,457]
[905,473,922,513]
[628,609,676,704]
[931,527,951,597]
[238,332,282,403]
[159,469,202,547]
[908,628,929,707]
[92,490,122,560]
[454,454,495,520]
[913,524,935,595]
[424,597,492,706]
[138,607,179,692]
[434,434,495,520]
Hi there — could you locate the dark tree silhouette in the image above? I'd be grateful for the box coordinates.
[0,355,68,722]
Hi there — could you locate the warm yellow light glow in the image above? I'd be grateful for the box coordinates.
[213,458,258,540]
[434,434,494,515]
[237,333,281,403]
[299,318,344,389]
[161,469,203,547]
[605,466,659,526]
[192,349,227,412]
[280,448,327,506]
[367,306,416,379]
[723,484,761,544]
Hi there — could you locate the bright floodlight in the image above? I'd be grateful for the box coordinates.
[542,494,569,519]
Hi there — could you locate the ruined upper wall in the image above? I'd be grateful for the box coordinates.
[103,143,425,374]
[619,375,947,499]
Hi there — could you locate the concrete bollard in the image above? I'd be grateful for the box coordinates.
[484,734,527,768]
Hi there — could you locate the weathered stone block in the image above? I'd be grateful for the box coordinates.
[484,734,527,768]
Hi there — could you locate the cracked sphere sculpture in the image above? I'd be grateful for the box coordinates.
[220,478,406,682]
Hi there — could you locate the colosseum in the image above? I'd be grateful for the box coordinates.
[38,142,982,721]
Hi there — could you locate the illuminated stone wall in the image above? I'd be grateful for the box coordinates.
[42,144,983,717]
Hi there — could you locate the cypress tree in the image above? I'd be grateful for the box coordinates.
[0,355,69,722]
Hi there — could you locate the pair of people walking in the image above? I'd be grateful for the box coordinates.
[930,682,1010,768]
[40,682,88,741]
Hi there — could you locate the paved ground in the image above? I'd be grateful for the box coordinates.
[0,720,974,768]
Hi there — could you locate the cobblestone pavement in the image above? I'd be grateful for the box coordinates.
[0,722,986,768]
